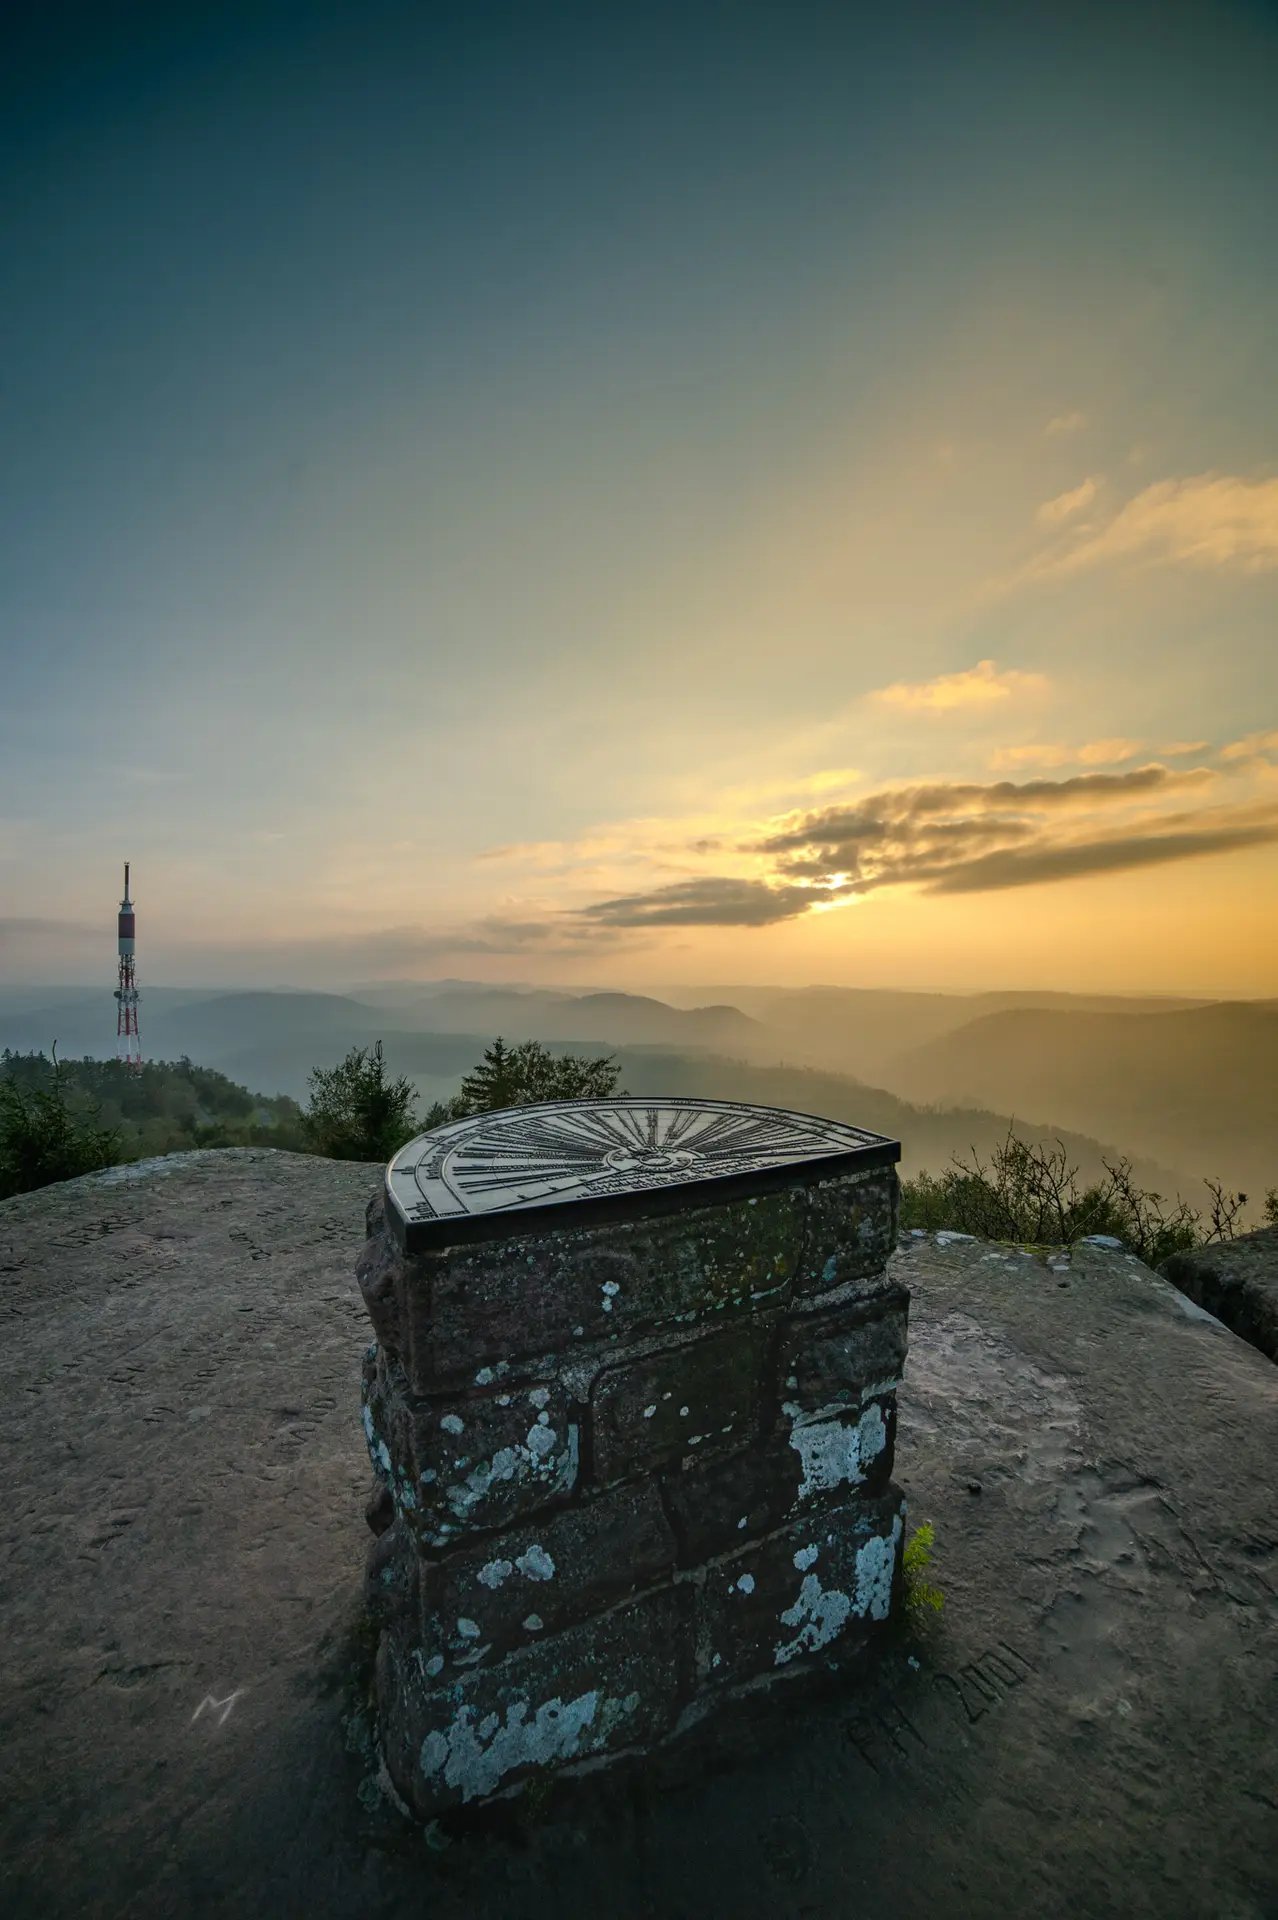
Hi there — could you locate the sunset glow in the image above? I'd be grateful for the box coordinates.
[2,3,1275,997]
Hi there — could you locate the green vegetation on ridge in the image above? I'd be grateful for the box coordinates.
[897,1131,1241,1267]
[3,1038,1273,1252]
[298,1036,625,1160]
[0,1049,305,1197]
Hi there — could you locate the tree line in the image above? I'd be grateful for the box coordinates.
[2,1039,1273,1261]
[0,1038,620,1198]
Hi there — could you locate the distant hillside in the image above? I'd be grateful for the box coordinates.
[0,986,761,1093]
[341,986,761,1051]
[889,1002,1278,1197]
[603,1046,1191,1196]
[741,985,1208,1086]
[2,978,1266,1204]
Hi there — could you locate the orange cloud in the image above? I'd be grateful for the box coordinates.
[1036,477,1098,525]
[1222,729,1278,763]
[991,737,1142,770]
[1031,473,1278,577]
[873,658,1048,712]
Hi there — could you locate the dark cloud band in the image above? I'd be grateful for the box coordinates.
[573,767,1276,928]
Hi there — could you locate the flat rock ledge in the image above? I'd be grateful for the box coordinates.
[1161,1225,1278,1363]
[1,1150,1275,1920]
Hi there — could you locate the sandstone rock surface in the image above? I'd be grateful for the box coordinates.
[1,1150,1275,1918]
[1161,1223,1278,1362]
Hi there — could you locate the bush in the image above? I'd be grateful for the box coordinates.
[419,1037,624,1130]
[1264,1189,1278,1229]
[0,1047,119,1198]
[301,1042,420,1162]
[899,1128,1205,1267]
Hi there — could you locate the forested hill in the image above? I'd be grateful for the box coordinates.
[0,1052,305,1163]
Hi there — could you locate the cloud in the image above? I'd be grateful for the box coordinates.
[927,822,1278,893]
[180,915,633,981]
[1160,740,1209,757]
[873,658,1048,712]
[1046,412,1086,436]
[1036,477,1098,525]
[579,877,819,928]
[567,763,1275,928]
[1221,729,1278,762]
[1030,474,1278,578]
[757,767,1211,881]
[989,738,1142,770]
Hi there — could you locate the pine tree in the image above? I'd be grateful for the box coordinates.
[458,1037,623,1113]
[301,1042,419,1161]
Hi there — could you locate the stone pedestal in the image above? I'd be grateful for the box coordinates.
[356,1097,906,1816]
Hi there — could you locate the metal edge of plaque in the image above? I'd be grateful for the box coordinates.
[382,1096,901,1254]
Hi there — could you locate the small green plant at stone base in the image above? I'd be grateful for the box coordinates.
[902,1521,944,1618]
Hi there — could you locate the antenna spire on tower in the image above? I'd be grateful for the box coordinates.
[115,862,142,1068]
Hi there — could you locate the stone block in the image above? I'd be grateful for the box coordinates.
[378,1583,690,1817]
[660,1399,896,1566]
[355,1211,405,1363]
[364,1514,419,1623]
[362,1348,580,1547]
[794,1168,900,1295]
[780,1284,909,1417]
[760,1289,906,1510]
[418,1480,677,1677]
[660,1431,808,1564]
[373,1186,807,1396]
[589,1318,775,1485]
[694,1487,905,1693]
[776,1394,897,1507]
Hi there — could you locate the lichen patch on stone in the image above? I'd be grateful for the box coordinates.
[515,1544,556,1581]
[783,1400,886,1500]
[854,1513,901,1622]
[773,1573,852,1665]
[418,1688,641,1802]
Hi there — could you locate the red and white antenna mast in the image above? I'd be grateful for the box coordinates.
[115,862,142,1068]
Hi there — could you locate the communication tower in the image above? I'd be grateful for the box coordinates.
[115,862,142,1067]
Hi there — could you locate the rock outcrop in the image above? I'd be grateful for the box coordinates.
[1,1149,1275,1919]
[1161,1224,1278,1362]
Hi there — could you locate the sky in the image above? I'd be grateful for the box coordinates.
[3,0,1276,997]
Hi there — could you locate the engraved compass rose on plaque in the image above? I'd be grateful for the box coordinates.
[384,1096,898,1251]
